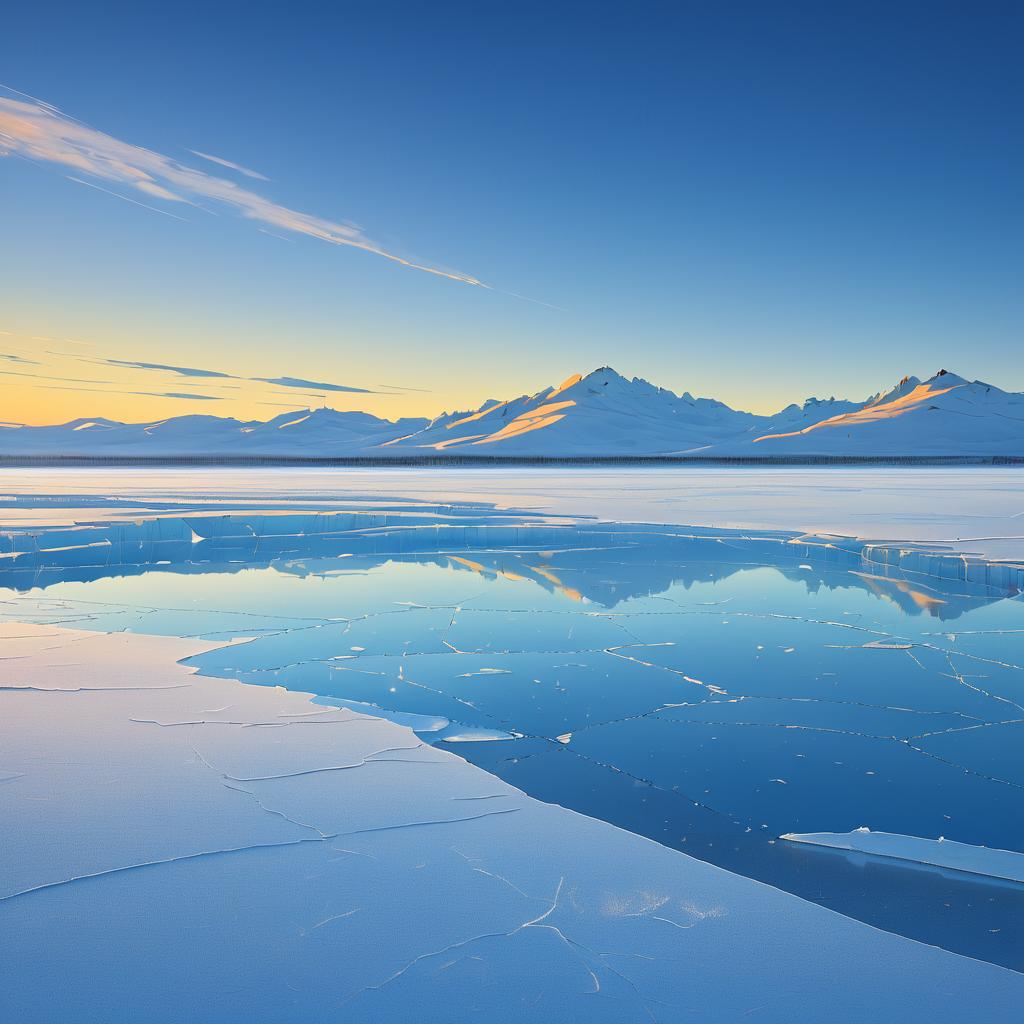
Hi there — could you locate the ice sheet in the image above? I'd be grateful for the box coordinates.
[2,622,1023,1022]
[2,499,1024,963]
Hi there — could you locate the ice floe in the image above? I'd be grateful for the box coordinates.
[781,827,1024,884]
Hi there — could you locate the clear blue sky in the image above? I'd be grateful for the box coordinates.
[1,0,1020,424]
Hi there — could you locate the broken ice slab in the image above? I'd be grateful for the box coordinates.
[436,726,518,743]
[781,828,1024,884]
[312,694,452,734]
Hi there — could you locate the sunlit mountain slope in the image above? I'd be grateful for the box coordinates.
[1,367,1020,457]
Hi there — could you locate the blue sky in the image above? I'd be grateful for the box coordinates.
[1,0,1021,424]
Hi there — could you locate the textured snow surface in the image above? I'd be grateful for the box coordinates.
[781,828,1024,884]
[2,621,1022,1023]
[2,367,1021,457]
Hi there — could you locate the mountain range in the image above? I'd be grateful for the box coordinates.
[3,367,1022,458]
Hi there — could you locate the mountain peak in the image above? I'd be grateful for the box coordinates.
[546,367,638,401]
[866,374,922,407]
[1,365,1019,458]
[926,369,969,386]
[581,366,630,386]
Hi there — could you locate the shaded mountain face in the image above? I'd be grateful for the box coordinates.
[750,396,867,437]
[1,367,1020,457]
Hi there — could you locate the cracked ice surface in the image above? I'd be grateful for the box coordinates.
[2,471,1024,987]
[1,495,1024,964]
[1,622,1022,1023]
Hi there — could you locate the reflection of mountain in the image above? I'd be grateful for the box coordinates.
[0,508,1019,620]
[3,367,1022,458]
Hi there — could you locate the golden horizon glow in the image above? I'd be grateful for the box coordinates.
[2,325,962,430]
[0,328,457,425]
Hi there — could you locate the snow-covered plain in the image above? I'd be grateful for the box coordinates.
[2,621,1023,1023]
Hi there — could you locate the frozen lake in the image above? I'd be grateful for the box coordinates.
[2,468,1023,1018]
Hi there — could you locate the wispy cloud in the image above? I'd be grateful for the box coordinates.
[94,356,378,393]
[0,368,113,384]
[188,149,269,181]
[154,392,222,401]
[252,375,373,394]
[106,359,230,378]
[1,329,431,411]
[66,175,190,221]
[254,400,327,408]
[0,90,485,287]
[0,381,224,401]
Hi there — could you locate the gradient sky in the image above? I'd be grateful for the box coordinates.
[1,0,1021,425]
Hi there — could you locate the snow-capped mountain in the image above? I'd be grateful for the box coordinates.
[0,408,429,456]
[716,370,1024,456]
[750,395,866,437]
[1,367,1021,458]
[383,368,761,456]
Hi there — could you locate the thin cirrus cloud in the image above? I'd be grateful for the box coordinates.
[0,368,114,385]
[106,359,231,379]
[252,375,375,394]
[153,391,222,400]
[8,382,224,400]
[0,332,432,405]
[0,89,485,287]
[188,149,269,181]
[99,357,379,394]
